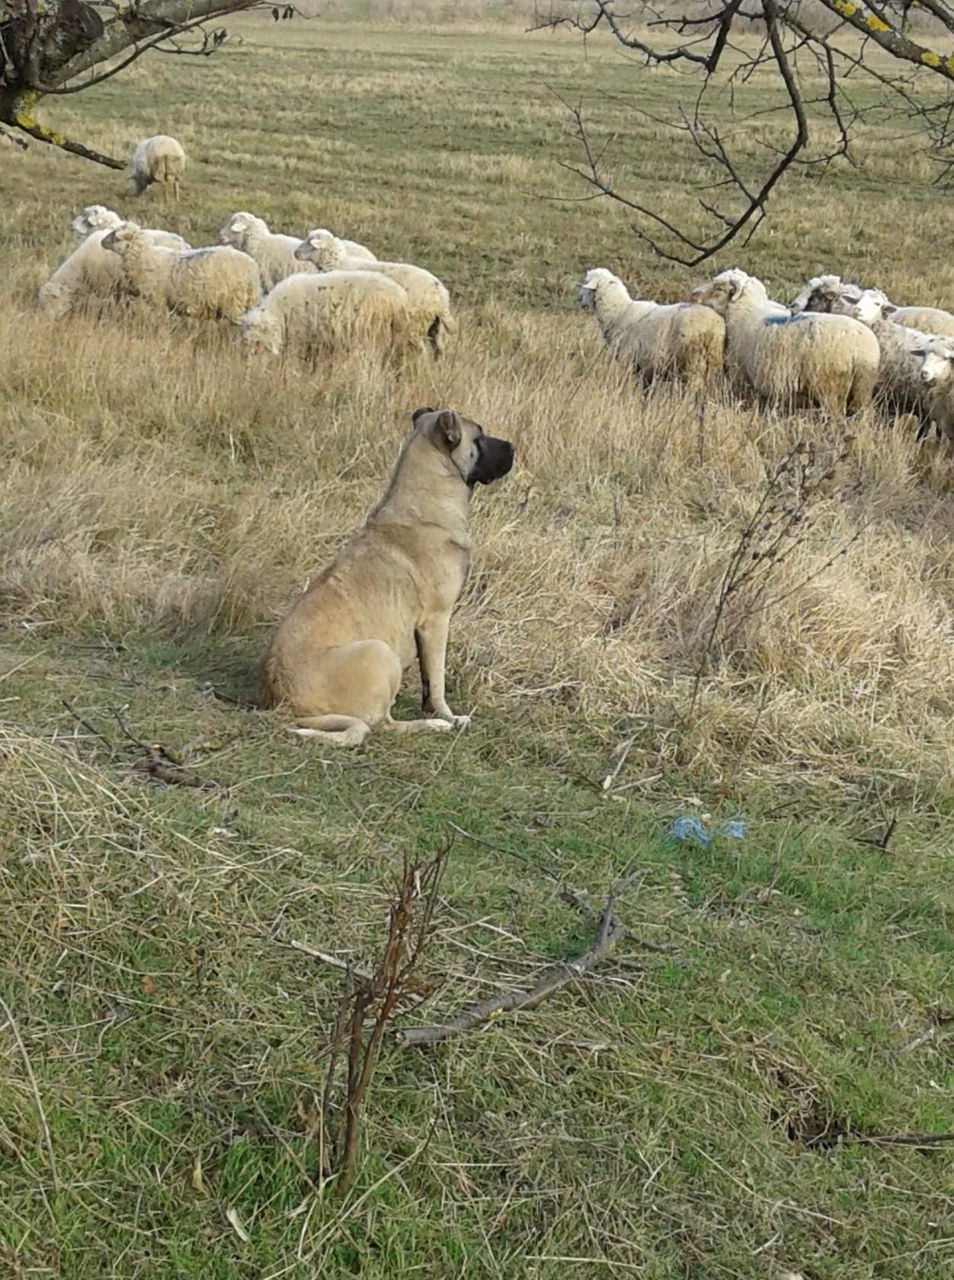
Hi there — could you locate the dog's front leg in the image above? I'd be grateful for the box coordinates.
[415,615,469,728]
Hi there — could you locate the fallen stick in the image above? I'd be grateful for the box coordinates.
[288,940,373,981]
[396,875,637,1048]
[61,699,115,753]
[812,1130,954,1150]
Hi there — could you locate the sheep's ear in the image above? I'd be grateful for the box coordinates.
[882,302,898,318]
[412,406,435,425]
[436,410,462,450]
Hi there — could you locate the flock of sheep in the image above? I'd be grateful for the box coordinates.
[579,265,954,442]
[32,134,954,446]
[36,135,456,362]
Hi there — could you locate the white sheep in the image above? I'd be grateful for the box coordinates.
[294,229,455,354]
[220,214,377,293]
[220,212,317,292]
[825,287,952,424]
[577,267,725,387]
[37,208,190,317]
[917,342,954,447]
[131,135,187,202]
[70,204,188,249]
[690,268,880,416]
[240,270,416,361]
[102,222,260,323]
[792,274,954,341]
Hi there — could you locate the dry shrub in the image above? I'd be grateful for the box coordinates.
[2,290,953,792]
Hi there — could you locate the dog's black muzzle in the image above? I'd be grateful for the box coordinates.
[470,436,514,486]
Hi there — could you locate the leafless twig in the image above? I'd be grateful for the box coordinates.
[396,871,642,1048]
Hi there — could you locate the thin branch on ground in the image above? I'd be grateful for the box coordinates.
[60,699,115,753]
[396,871,643,1048]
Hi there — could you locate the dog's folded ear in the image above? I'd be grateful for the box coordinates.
[412,406,436,425]
[436,410,462,449]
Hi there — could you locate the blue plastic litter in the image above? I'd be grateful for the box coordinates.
[669,816,746,844]
[669,816,711,844]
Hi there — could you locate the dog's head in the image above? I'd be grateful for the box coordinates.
[413,407,514,486]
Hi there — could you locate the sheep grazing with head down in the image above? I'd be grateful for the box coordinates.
[102,222,260,323]
[690,268,880,416]
[37,206,190,317]
[294,229,455,354]
[240,269,416,361]
[131,135,187,203]
[577,267,725,388]
[792,273,954,342]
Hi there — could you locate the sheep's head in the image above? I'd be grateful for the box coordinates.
[71,204,122,237]
[846,288,895,327]
[918,336,954,388]
[241,306,281,357]
[101,222,142,254]
[295,229,344,270]
[690,268,763,315]
[790,274,842,313]
[577,267,619,311]
[221,212,266,247]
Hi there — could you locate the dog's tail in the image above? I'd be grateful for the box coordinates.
[288,715,370,747]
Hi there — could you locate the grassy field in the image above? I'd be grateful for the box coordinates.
[2,7,954,1278]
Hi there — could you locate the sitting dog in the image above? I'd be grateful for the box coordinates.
[258,407,514,745]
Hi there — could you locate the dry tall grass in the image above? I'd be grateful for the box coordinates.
[2,283,953,796]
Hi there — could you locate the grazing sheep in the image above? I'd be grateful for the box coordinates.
[792,273,954,342]
[294,229,455,354]
[240,270,416,361]
[691,268,880,416]
[102,222,260,323]
[131,135,186,202]
[37,208,190,317]
[577,267,725,387]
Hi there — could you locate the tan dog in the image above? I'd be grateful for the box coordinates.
[258,407,514,746]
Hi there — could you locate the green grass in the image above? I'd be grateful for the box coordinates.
[3,637,953,1278]
[2,7,954,1277]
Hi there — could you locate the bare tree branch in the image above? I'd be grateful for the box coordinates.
[539,0,954,261]
[396,870,643,1048]
[0,0,258,167]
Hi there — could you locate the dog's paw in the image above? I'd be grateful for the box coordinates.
[424,718,453,732]
[449,714,471,730]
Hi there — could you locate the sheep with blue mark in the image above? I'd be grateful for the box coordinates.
[690,268,880,416]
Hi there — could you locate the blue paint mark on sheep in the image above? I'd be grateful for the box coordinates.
[763,313,806,325]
